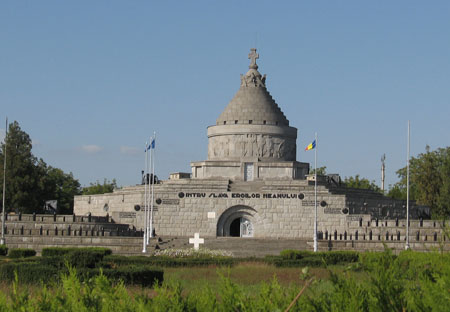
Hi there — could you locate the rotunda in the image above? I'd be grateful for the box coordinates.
[191,49,309,181]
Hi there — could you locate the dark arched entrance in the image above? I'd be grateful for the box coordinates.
[229,218,241,237]
[217,205,256,237]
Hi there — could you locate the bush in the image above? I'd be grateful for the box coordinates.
[0,263,58,283]
[42,247,112,257]
[41,247,75,257]
[0,245,8,256]
[37,255,64,269]
[8,248,36,258]
[41,247,112,269]
[64,249,107,268]
[280,249,314,260]
[320,251,359,265]
[274,250,360,267]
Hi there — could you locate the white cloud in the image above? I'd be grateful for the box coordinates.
[120,145,139,156]
[81,144,103,154]
[0,129,5,144]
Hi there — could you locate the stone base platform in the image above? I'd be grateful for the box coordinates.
[4,234,449,257]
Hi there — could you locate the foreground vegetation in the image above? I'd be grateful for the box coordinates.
[0,247,449,311]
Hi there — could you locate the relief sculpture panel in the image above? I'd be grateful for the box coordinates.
[208,134,296,161]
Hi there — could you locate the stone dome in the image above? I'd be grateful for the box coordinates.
[207,49,297,163]
[216,50,289,127]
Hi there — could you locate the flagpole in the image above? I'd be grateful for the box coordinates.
[1,117,7,246]
[314,132,318,252]
[146,140,151,244]
[150,131,156,238]
[142,142,148,253]
[405,121,410,250]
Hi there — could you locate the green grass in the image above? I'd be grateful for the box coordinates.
[163,261,337,295]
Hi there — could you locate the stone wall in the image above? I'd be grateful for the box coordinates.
[74,178,419,241]
[1,215,448,257]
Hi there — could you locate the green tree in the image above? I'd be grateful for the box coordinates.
[343,174,381,193]
[0,121,81,213]
[81,179,117,195]
[438,153,450,218]
[388,146,450,218]
[38,166,81,214]
[309,166,327,175]
[0,121,41,213]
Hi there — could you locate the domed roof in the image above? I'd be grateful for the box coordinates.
[216,49,289,126]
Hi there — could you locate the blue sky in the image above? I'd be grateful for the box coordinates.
[1,1,449,188]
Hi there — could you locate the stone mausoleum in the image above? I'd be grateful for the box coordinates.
[74,49,425,240]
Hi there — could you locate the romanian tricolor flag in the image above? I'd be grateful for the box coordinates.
[305,140,316,151]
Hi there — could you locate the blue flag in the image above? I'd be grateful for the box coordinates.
[150,138,155,149]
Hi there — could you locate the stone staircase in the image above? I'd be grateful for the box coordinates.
[150,236,312,257]
[204,237,311,257]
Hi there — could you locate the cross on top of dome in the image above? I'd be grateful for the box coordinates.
[248,48,259,70]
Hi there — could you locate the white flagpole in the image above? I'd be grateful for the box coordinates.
[142,142,148,253]
[405,121,410,250]
[146,139,151,244]
[1,117,7,245]
[150,131,156,238]
[314,132,318,252]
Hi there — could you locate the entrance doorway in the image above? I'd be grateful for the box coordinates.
[229,218,241,237]
[228,217,254,237]
[216,205,256,237]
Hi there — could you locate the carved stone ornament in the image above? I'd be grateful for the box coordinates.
[208,134,296,160]
[240,72,266,88]
[239,48,267,88]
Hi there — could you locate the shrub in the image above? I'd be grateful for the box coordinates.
[8,248,36,258]
[78,266,164,287]
[320,251,359,265]
[279,249,300,260]
[279,249,314,260]
[41,247,75,257]
[64,249,107,268]
[41,247,112,269]
[0,245,7,256]
[38,255,65,269]
[274,250,360,267]
[42,247,112,257]
[0,263,58,283]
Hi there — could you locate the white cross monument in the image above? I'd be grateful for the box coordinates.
[189,232,204,250]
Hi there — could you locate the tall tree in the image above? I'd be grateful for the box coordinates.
[388,146,450,218]
[0,121,81,213]
[0,121,40,213]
